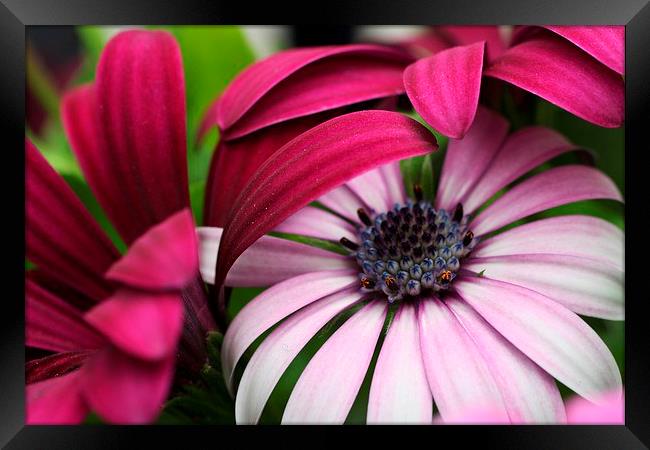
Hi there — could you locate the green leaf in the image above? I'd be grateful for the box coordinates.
[75,26,111,84]
[26,46,61,123]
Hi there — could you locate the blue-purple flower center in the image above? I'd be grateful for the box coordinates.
[341,195,477,303]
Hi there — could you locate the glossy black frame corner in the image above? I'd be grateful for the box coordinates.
[2,1,649,448]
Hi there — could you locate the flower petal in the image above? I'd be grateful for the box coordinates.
[213,111,437,312]
[472,215,623,270]
[565,390,624,424]
[26,280,104,353]
[484,33,623,128]
[105,209,198,291]
[437,26,507,62]
[85,290,184,361]
[464,254,624,320]
[379,161,407,206]
[545,26,624,75]
[282,301,387,424]
[446,296,566,423]
[221,270,358,391]
[471,165,622,236]
[367,303,433,424]
[26,351,91,385]
[317,185,370,222]
[435,106,509,211]
[235,288,363,424]
[345,166,393,214]
[26,139,119,302]
[27,371,88,424]
[454,277,622,402]
[417,297,509,421]
[216,44,412,139]
[274,206,358,242]
[462,126,580,213]
[198,227,355,286]
[64,30,189,245]
[82,347,174,424]
[404,41,485,138]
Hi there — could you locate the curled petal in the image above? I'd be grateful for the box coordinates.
[545,26,624,75]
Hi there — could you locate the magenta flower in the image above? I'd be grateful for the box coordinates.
[202,106,623,424]
[401,26,624,133]
[26,29,214,423]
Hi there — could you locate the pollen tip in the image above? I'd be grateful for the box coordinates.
[453,203,464,222]
[413,183,423,201]
[340,237,359,251]
[357,208,373,226]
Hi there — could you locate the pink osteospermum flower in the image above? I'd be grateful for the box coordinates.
[400,25,624,131]
[26,140,199,424]
[200,106,624,424]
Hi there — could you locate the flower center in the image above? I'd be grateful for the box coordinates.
[340,187,477,303]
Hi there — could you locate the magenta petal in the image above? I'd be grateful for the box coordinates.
[27,351,92,384]
[216,44,412,139]
[404,41,485,138]
[565,390,624,424]
[69,30,189,245]
[485,33,623,128]
[222,270,358,391]
[471,165,623,236]
[27,280,104,353]
[435,106,509,211]
[85,289,183,361]
[27,370,88,424]
[213,111,437,306]
[462,126,579,213]
[26,139,119,302]
[235,288,363,424]
[82,347,174,424]
[367,303,433,424]
[198,227,354,286]
[106,209,198,291]
[282,301,387,424]
[545,26,624,75]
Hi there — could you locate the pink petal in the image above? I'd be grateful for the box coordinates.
[213,111,437,311]
[221,270,358,391]
[216,44,412,139]
[27,370,88,424]
[26,351,92,384]
[26,139,119,303]
[464,254,623,320]
[235,288,363,424]
[106,209,198,291]
[437,26,507,62]
[417,297,509,421]
[85,290,183,361]
[404,41,485,138]
[64,30,189,245]
[471,165,623,236]
[484,33,623,128]
[473,215,623,270]
[379,161,407,206]
[435,106,509,211]
[198,227,355,286]
[275,206,358,242]
[317,184,371,222]
[367,303,433,424]
[545,26,624,75]
[82,347,175,424]
[446,296,566,423]
[565,390,624,424]
[26,279,104,353]
[204,115,325,227]
[282,301,387,424]
[462,126,580,213]
[454,277,622,402]
[346,166,393,214]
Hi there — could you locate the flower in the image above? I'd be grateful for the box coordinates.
[26,140,198,423]
[26,29,213,423]
[202,106,624,424]
[401,26,624,131]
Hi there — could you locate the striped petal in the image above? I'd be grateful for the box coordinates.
[367,303,433,424]
[379,161,407,206]
[198,227,354,286]
[404,41,485,138]
[545,26,624,75]
[471,165,623,236]
[417,297,509,421]
[485,33,623,128]
[282,301,387,424]
[235,288,363,424]
[346,166,393,214]
[26,351,91,384]
[317,185,370,222]
[454,277,622,402]
[221,270,358,391]
[275,206,358,242]
[462,126,580,214]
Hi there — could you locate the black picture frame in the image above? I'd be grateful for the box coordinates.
[2,1,649,448]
